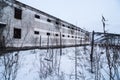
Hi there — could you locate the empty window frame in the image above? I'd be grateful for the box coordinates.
[81,30,83,32]
[14,8,22,19]
[34,31,39,35]
[47,19,51,22]
[55,34,59,36]
[13,28,21,39]
[68,26,70,28]
[35,14,40,19]
[68,35,70,37]
[56,22,59,25]
[62,24,65,27]
[75,28,78,30]
[47,32,50,36]
[62,35,65,37]
[71,27,74,30]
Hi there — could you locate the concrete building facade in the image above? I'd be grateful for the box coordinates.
[0,0,90,49]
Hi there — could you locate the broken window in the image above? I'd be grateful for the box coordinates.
[55,34,59,36]
[47,32,50,36]
[71,27,74,30]
[35,14,40,19]
[62,24,65,27]
[14,8,22,19]
[13,28,21,39]
[68,35,70,37]
[68,26,70,28]
[34,31,39,35]
[47,19,51,22]
[56,22,59,25]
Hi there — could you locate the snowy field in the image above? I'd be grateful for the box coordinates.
[0,47,120,80]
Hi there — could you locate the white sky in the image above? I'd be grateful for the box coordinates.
[18,0,120,34]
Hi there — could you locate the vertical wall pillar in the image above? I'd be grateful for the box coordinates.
[47,35,50,52]
[90,31,94,73]
[60,32,62,55]
[40,35,41,47]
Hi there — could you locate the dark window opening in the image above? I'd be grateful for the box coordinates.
[35,14,40,19]
[55,34,59,36]
[68,26,70,28]
[62,35,65,37]
[62,24,65,27]
[34,31,39,35]
[68,35,70,37]
[13,28,21,39]
[47,32,50,36]
[56,22,59,25]
[14,8,22,19]
[72,36,74,38]
[71,27,74,29]
[75,36,77,38]
[47,19,51,22]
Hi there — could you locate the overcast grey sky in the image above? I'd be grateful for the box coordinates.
[18,0,120,34]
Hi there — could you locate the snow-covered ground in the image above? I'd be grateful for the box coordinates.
[0,47,120,80]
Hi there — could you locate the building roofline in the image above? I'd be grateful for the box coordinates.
[15,1,85,30]
[15,1,75,25]
[4,0,89,33]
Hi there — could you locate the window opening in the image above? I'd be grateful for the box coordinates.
[62,35,65,37]
[47,19,51,22]
[72,36,74,38]
[34,31,39,35]
[35,14,40,19]
[68,35,70,37]
[47,32,50,36]
[62,24,65,27]
[14,8,22,19]
[68,26,70,28]
[56,22,59,25]
[55,34,59,36]
[72,27,74,30]
[13,28,21,39]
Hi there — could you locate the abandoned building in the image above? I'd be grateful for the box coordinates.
[0,0,90,50]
